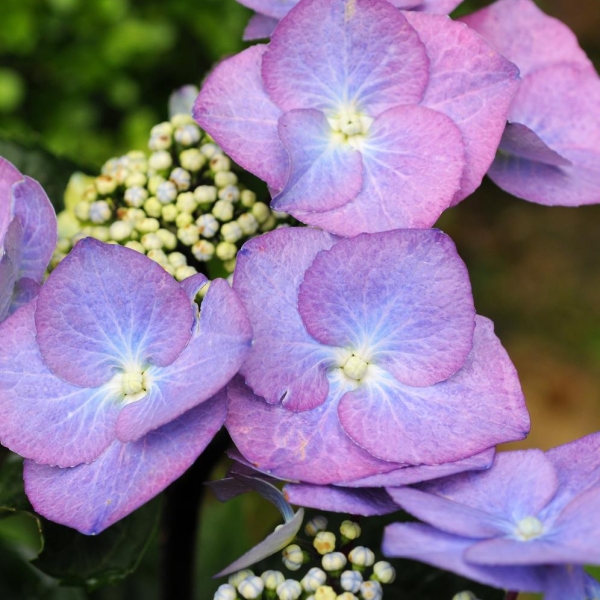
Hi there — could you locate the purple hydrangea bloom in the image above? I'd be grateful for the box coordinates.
[0,238,252,533]
[194,0,519,236]
[226,227,529,485]
[238,0,465,41]
[0,157,57,322]
[462,0,600,206]
[383,432,600,599]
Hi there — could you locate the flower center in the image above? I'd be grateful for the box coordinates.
[515,516,544,541]
[327,108,373,149]
[341,353,370,381]
[119,367,151,403]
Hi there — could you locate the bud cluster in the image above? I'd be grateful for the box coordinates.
[53,113,294,282]
[215,516,396,600]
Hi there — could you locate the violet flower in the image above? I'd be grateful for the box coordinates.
[0,157,57,322]
[194,0,519,236]
[238,0,465,41]
[462,0,600,206]
[226,227,529,485]
[383,433,600,599]
[0,238,252,533]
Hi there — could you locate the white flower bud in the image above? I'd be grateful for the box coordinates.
[196,214,219,238]
[272,210,289,220]
[321,552,347,572]
[156,228,177,250]
[124,240,145,253]
[216,241,237,262]
[359,581,382,600]
[124,186,148,208]
[314,532,336,555]
[251,202,270,224]
[141,233,163,251]
[177,224,200,246]
[340,570,362,593]
[168,251,187,268]
[201,143,220,158]
[214,583,237,600]
[240,189,256,207]
[125,172,147,188]
[218,185,240,203]
[221,222,243,243]
[89,201,112,224]
[149,150,173,171]
[176,191,198,213]
[212,200,234,222]
[228,570,254,588]
[162,204,178,222]
[175,265,198,281]
[281,544,304,571]
[276,579,302,600]
[147,249,168,266]
[259,215,277,232]
[192,240,215,262]
[171,113,195,127]
[83,185,98,203]
[126,151,148,173]
[340,521,361,541]
[151,121,173,138]
[194,185,218,204]
[170,167,191,191]
[305,516,328,537]
[314,586,336,600]
[452,593,478,600]
[113,166,130,185]
[337,594,358,600]
[348,547,374,568]
[148,175,166,195]
[301,567,327,592]
[214,171,238,188]
[372,561,395,584]
[237,213,258,236]
[176,212,194,228]
[136,217,160,234]
[123,207,146,225]
[261,570,285,591]
[157,181,178,204]
[238,576,264,599]
[210,154,231,172]
[102,158,119,175]
[91,226,110,242]
[174,123,201,146]
[109,221,133,242]
[96,175,117,195]
[142,197,162,218]
[149,133,172,152]
[180,148,206,172]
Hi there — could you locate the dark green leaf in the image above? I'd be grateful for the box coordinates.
[0,453,34,516]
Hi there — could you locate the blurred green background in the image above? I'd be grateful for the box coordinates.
[0,0,599,599]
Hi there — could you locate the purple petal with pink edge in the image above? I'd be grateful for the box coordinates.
[0,301,120,467]
[382,522,547,593]
[194,45,288,191]
[10,278,40,314]
[498,123,571,167]
[342,448,495,487]
[262,0,429,115]
[24,391,227,535]
[271,109,363,213]
[404,12,519,205]
[460,0,594,78]
[11,177,57,282]
[0,254,17,322]
[179,272,208,301]
[389,487,510,538]
[237,0,298,19]
[292,105,465,235]
[115,278,251,442]
[233,228,336,411]
[299,229,474,387]
[243,13,279,40]
[0,157,21,244]
[215,508,304,577]
[226,378,400,485]
[409,0,463,12]
[35,238,193,389]
[337,316,529,463]
[283,484,398,516]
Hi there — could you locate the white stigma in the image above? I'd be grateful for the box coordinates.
[515,516,544,541]
[118,367,150,403]
[341,354,369,381]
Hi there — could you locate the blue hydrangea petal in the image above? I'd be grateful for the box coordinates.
[0,157,21,244]
[497,123,571,167]
[23,391,227,535]
[35,239,194,388]
[243,13,279,40]
[179,272,209,302]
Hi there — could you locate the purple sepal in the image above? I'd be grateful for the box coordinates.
[0,157,21,243]
[498,123,571,167]
[169,85,199,118]
[180,272,209,302]
[24,391,227,535]
[243,13,279,40]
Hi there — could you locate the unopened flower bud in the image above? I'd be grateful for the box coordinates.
[143,197,163,218]
[261,570,285,590]
[305,516,328,537]
[340,570,362,593]
[123,207,146,225]
[224,258,236,273]
[147,249,168,266]
[209,154,230,172]
[109,221,133,242]
[171,113,195,127]
[126,151,148,173]
[251,202,270,224]
[113,166,130,185]
[96,175,117,195]
[192,240,215,262]
[170,167,191,191]
[322,552,346,572]
[91,226,110,242]
[452,593,479,600]
[229,570,254,588]
[149,133,173,152]
[359,581,382,600]
[124,186,148,208]
[168,251,187,268]
[372,561,395,584]
[162,203,178,222]
[314,531,336,555]
[218,185,240,203]
[214,583,237,600]
[196,213,219,238]
[348,546,375,568]
[102,158,119,175]
[259,215,277,232]
[213,200,234,222]
[148,175,166,195]
[276,580,302,600]
[340,521,361,541]
[156,228,177,250]
[177,224,200,246]
[301,567,327,592]
[240,189,256,208]
[176,212,194,228]
[124,240,145,253]
[214,171,238,188]
[176,191,197,213]
[149,150,172,171]
[125,172,147,188]
[194,185,218,204]
[151,122,173,138]
[136,217,160,234]
[221,222,243,243]
[201,143,220,158]
[89,201,112,224]
[314,586,336,600]
[337,594,358,600]
[216,241,237,262]
[237,213,258,236]
[174,123,201,146]
[238,576,264,599]
[157,181,178,204]
[281,544,304,571]
[141,233,163,251]
[180,148,205,172]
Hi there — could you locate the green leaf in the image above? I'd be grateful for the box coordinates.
[33,496,162,592]
[0,453,34,516]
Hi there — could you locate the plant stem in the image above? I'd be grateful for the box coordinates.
[160,428,231,600]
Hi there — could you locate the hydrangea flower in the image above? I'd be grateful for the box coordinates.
[238,0,465,41]
[0,157,57,322]
[194,0,519,236]
[383,432,600,599]
[226,227,529,485]
[462,0,600,206]
[0,238,252,533]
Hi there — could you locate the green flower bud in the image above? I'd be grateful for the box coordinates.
[141,233,163,251]
[171,113,195,127]
[102,158,119,175]
[148,175,166,195]
[177,224,200,246]
[89,200,112,224]
[259,215,277,232]
[126,150,148,173]
[301,567,327,592]
[229,570,255,589]
[348,547,375,568]
[238,576,264,600]
[56,237,72,253]
[340,521,361,541]
[240,189,256,208]
[281,544,304,571]
[147,248,168,266]
[113,166,130,186]
[109,221,134,242]
[196,214,219,238]
[176,212,194,229]
[218,185,240,203]
[124,186,148,208]
[192,240,215,262]
[210,154,231,172]
[96,175,117,196]
[216,241,237,262]
[91,226,110,242]
[224,258,236,273]
[162,203,178,222]
[336,594,358,600]
[214,583,237,599]
[124,240,145,254]
[149,131,173,152]
[201,143,221,158]
[125,172,147,188]
[194,185,218,204]
[276,580,302,600]
[151,122,173,138]
[157,181,178,204]
[313,532,336,555]
[214,171,238,188]
[314,586,336,600]
[174,123,201,146]
[180,148,206,172]
[176,191,198,214]
[321,552,347,572]
[452,593,478,600]
[149,150,173,171]
[123,207,146,225]
[213,200,234,222]
[175,264,198,281]
[261,570,285,591]
[237,213,258,236]
[136,217,160,234]
[251,202,270,224]
[221,222,243,243]
[371,561,395,584]
[170,167,191,191]
[144,197,163,218]
[167,251,187,268]
[305,516,328,537]
[156,228,177,250]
